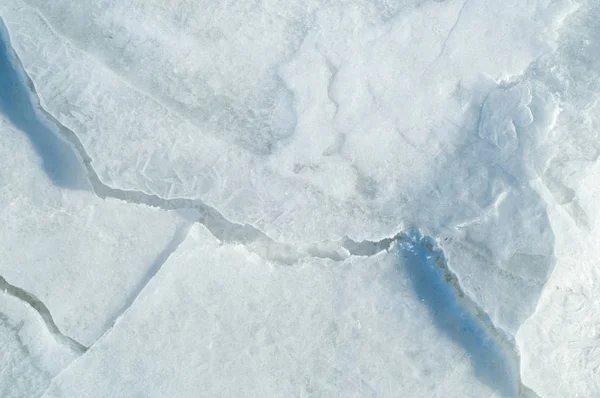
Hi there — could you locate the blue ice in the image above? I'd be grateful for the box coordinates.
[395,230,520,396]
[0,20,87,190]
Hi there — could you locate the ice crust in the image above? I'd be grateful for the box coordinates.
[0,0,578,339]
[1,0,600,396]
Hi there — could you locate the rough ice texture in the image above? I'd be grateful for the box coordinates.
[0,0,573,240]
[2,0,600,396]
[516,2,600,395]
[0,0,578,341]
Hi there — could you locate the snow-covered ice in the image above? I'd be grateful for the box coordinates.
[1,0,600,396]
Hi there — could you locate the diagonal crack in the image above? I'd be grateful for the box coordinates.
[0,15,409,268]
[94,217,198,340]
[421,0,471,77]
[436,0,471,62]
[0,30,337,264]
[0,274,87,354]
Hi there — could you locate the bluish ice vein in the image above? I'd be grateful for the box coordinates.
[393,229,534,397]
[0,19,88,189]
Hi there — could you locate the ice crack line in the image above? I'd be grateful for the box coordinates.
[1,39,342,264]
[96,220,197,341]
[436,0,471,62]
[0,274,87,354]
[420,0,471,77]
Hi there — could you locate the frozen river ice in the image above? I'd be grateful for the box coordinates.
[2,0,600,396]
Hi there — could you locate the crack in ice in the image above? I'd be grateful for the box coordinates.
[421,0,471,76]
[0,275,87,354]
[93,219,198,342]
[437,0,471,61]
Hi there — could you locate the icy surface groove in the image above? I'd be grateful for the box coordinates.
[2,0,600,396]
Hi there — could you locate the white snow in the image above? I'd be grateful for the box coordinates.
[1,0,600,396]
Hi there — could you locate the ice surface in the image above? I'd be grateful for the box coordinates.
[0,0,580,342]
[0,0,576,241]
[43,225,522,397]
[515,2,600,396]
[1,0,600,396]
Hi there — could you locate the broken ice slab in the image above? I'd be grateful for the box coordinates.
[0,115,194,346]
